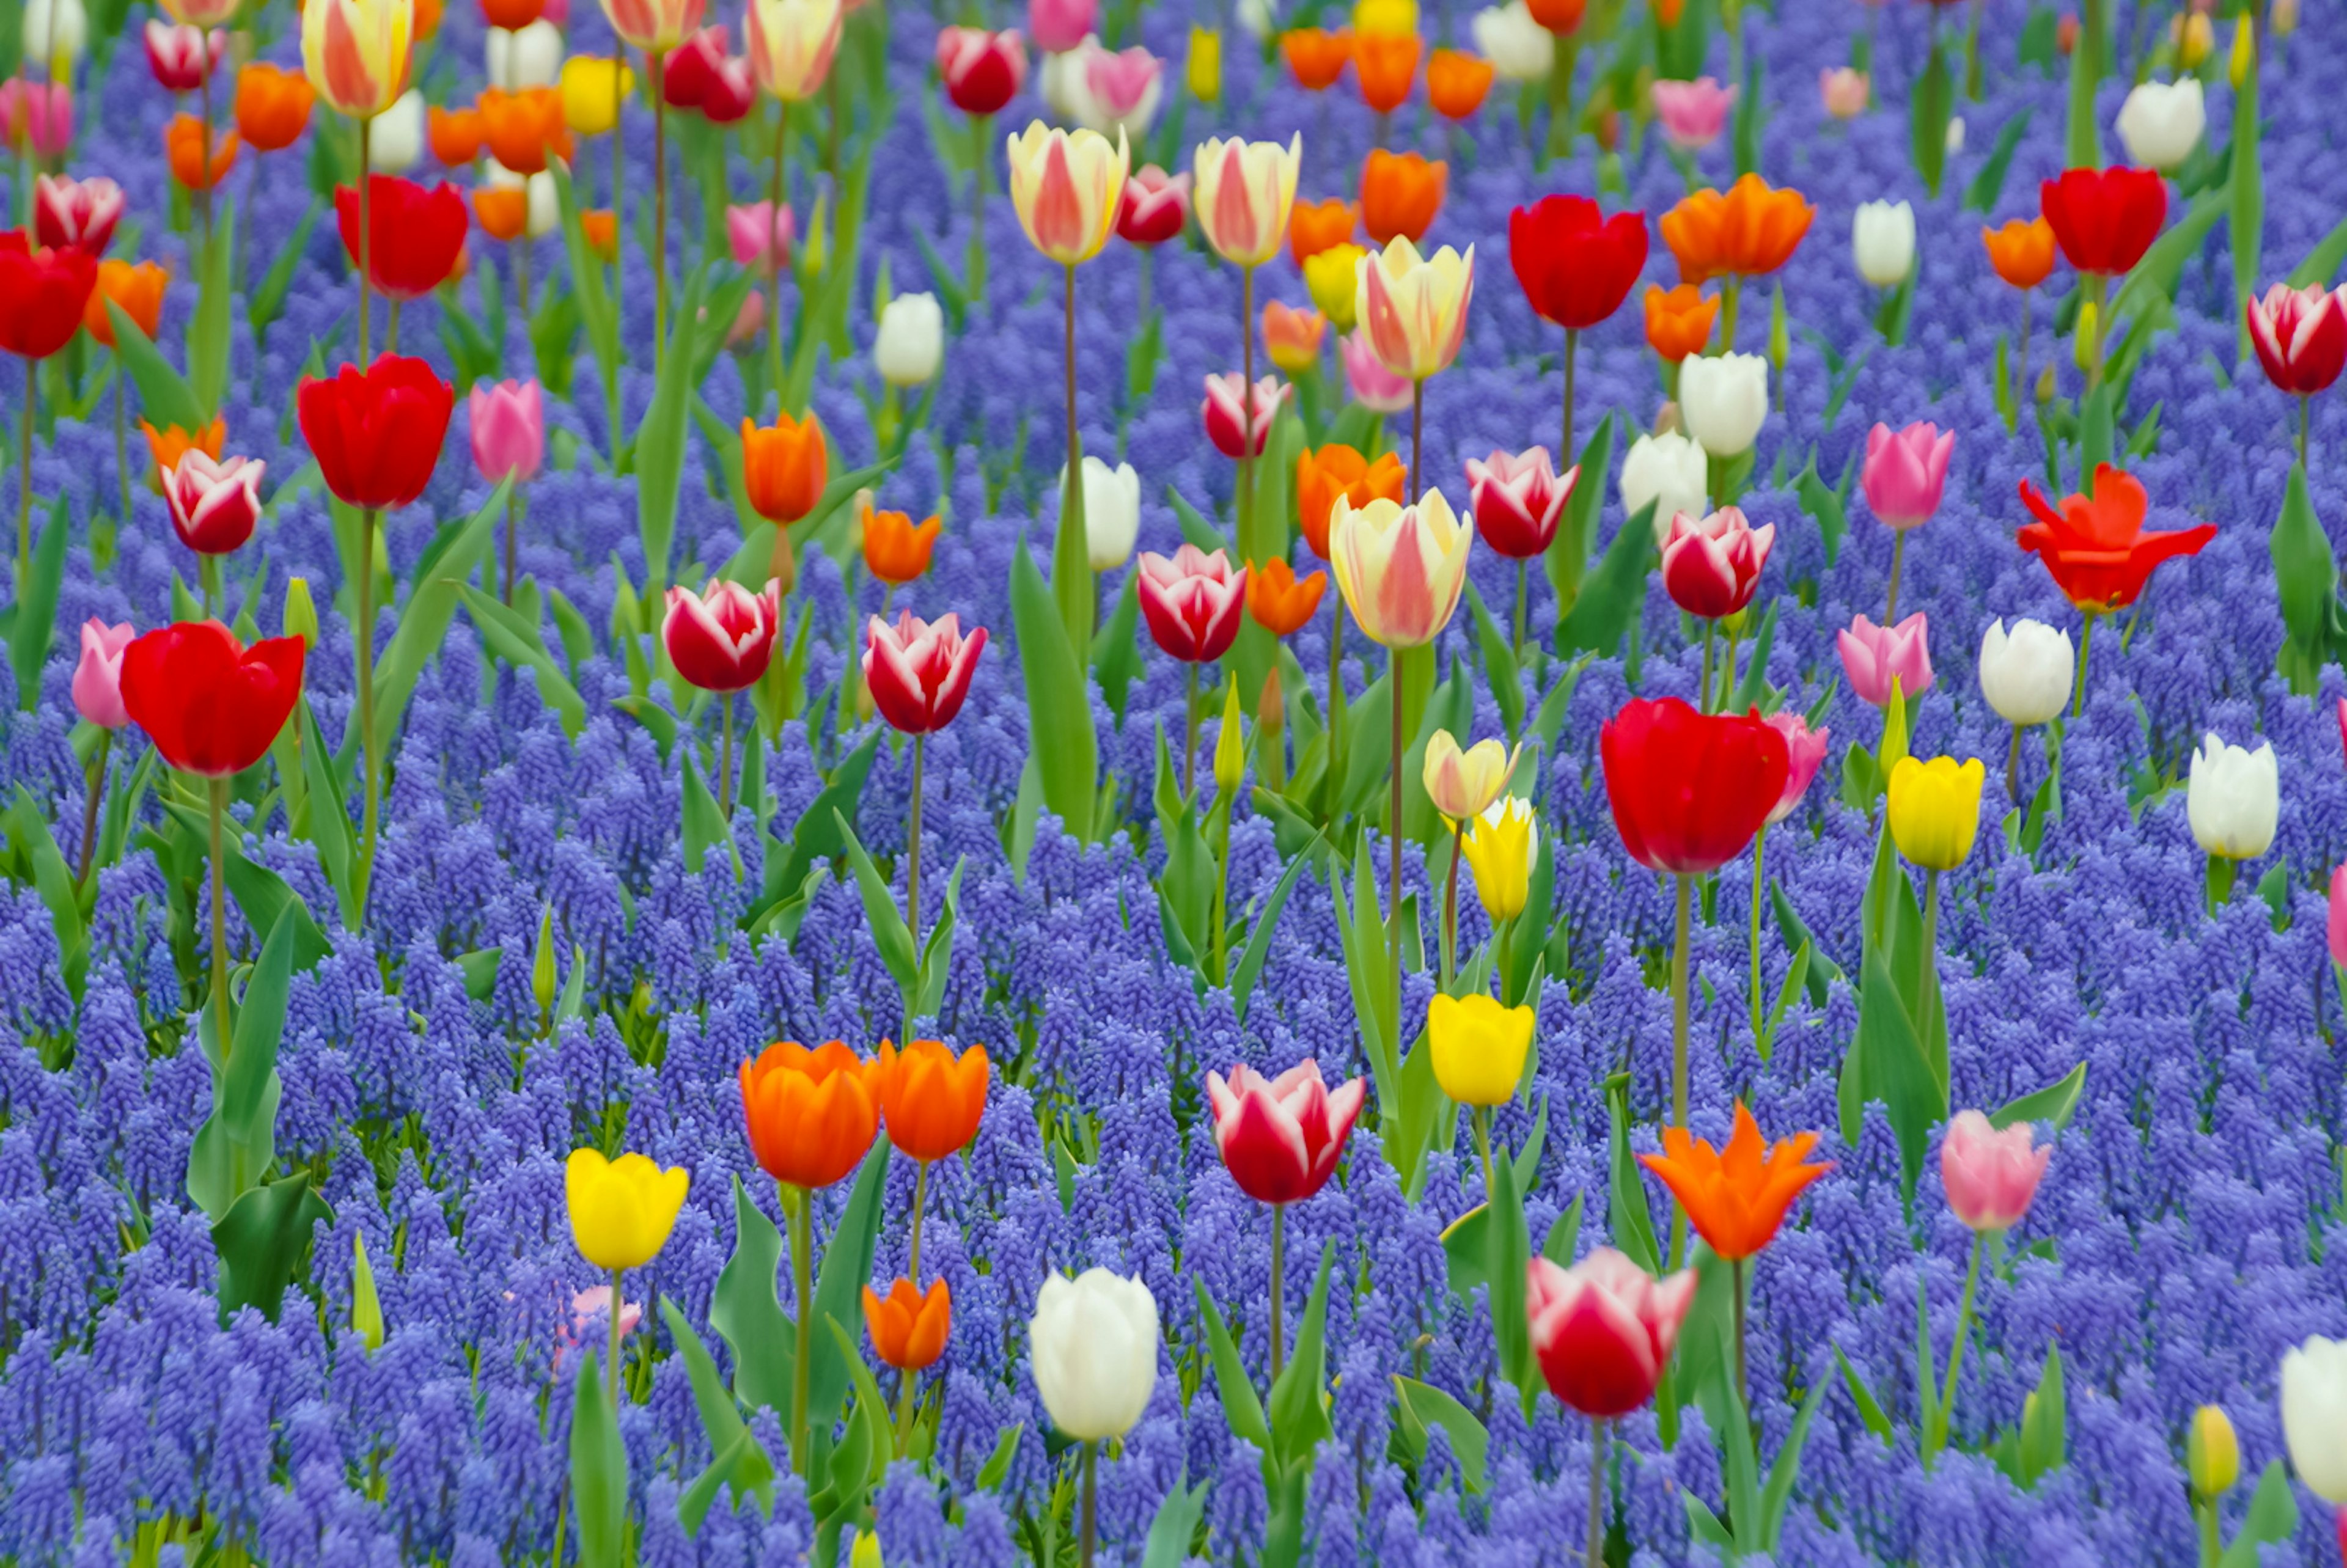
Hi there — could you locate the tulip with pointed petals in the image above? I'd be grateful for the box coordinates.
[34,174,122,257]
[2187,731,2278,863]
[864,612,987,734]
[1354,236,1475,381]
[302,0,414,119]
[1205,1060,1365,1205]
[564,1148,689,1272]
[1463,447,1573,560]
[1639,1101,1832,1261]
[1422,730,1518,823]
[1329,489,1471,648]
[2017,466,2215,612]
[1837,612,1934,707]
[1005,120,1128,265]
[1860,421,1954,530]
[145,20,225,91]
[1461,795,1537,921]
[862,1277,951,1370]
[162,452,264,557]
[2247,282,2346,461]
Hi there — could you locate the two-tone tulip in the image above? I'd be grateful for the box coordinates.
[1328,489,1470,647]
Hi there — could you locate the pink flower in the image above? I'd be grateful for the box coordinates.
[34,174,123,257]
[1339,330,1413,414]
[1527,1248,1698,1418]
[1200,372,1287,459]
[1136,544,1248,662]
[1463,447,1574,559]
[554,1286,642,1372]
[1761,711,1828,824]
[73,619,135,730]
[1939,1109,2051,1233]
[469,378,545,485]
[145,20,225,92]
[1860,420,1956,530]
[1075,41,1161,131]
[2246,282,2347,397]
[662,578,781,692]
[1837,611,1933,706]
[1819,67,1868,119]
[728,288,767,346]
[863,610,987,733]
[2329,864,2347,967]
[1115,165,1190,247]
[937,26,1027,115]
[1651,76,1734,150]
[1027,0,1096,53]
[1205,1060,1367,1206]
[727,200,796,270]
[163,452,265,557]
[1660,505,1774,620]
[0,81,73,159]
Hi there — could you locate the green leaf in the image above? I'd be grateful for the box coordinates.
[2062,0,2103,168]
[375,478,511,742]
[2111,189,2228,321]
[1140,1473,1210,1568]
[248,200,323,348]
[186,907,303,1222]
[2267,463,2335,692]
[10,496,67,709]
[210,1170,331,1322]
[1555,501,1658,658]
[1389,1376,1489,1492]
[2286,210,2347,288]
[1191,1276,1274,1454]
[1090,572,1145,723]
[2229,52,2263,361]
[457,581,589,736]
[551,164,621,411]
[297,701,360,931]
[1909,40,1953,196]
[187,207,235,417]
[1486,1143,1534,1405]
[805,1139,892,1438]
[634,266,707,599]
[1266,1241,1336,1468]
[1230,837,1321,1024]
[914,857,965,1021]
[833,809,918,992]
[1963,108,2035,213]
[1836,1346,1895,1441]
[2218,1460,2299,1567]
[1758,1372,1832,1550]
[2016,1340,2067,1487]
[710,1176,793,1418]
[106,299,207,434]
[1796,451,1848,568]
[1462,579,1526,741]
[1009,540,1096,840]
[570,1351,630,1568]
[975,1423,1024,1490]
[680,749,735,878]
[1730,599,1780,713]
[1991,1061,2087,1132]
[1605,1074,1660,1276]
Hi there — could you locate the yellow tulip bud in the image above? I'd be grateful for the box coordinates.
[1460,796,1538,923]
[1426,992,1533,1108]
[2035,361,2057,406]
[2073,301,2099,373]
[352,1231,386,1350]
[1213,675,1246,795]
[532,902,559,1017]
[2228,15,2253,87]
[560,56,636,137]
[850,1531,885,1568]
[2188,1405,2239,1500]
[283,576,320,649]
[1187,26,1223,101]
[1886,755,1987,871]
[801,190,831,279]
[564,1148,691,1272]
[2269,0,2297,38]
[1306,243,1366,331]
[2172,11,2213,69]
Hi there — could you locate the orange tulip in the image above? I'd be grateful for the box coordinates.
[1982,216,2058,290]
[1353,29,1419,114]
[1651,0,1685,24]
[1526,0,1587,30]
[861,1276,951,1371]
[414,0,446,38]
[1642,283,1717,362]
[478,87,572,176]
[235,63,314,153]
[429,105,485,166]
[582,210,619,260]
[875,1038,989,1163]
[741,412,829,523]
[1282,27,1353,90]
[480,0,546,27]
[1262,300,1328,375]
[1426,49,1493,119]
[1638,1101,1832,1261]
[1295,444,1406,559]
[1288,197,1358,266]
[141,417,228,490]
[1247,557,1328,635]
[1661,173,1815,286]
[862,504,943,586]
[740,1041,881,1190]
[85,260,169,349]
[472,185,530,242]
[167,117,240,192]
[1359,148,1445,245]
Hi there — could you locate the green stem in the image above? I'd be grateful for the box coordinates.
[210,776,231,1058]
[1079,1441,1098,1568]
[2005,723,2023,807]
[768,100,787,412]
[2299,394,2310,473]
[651,51,669,356]
[1884,529,1907,624]
[721,694,736,821]
[1585,1418,1607,1568]
[2082,271,2108,392]
[1326,614,1346,807]
[1933,1233,1983,1456]
[906,731,924,1036]
[1182,661,1200,802]
[1441,823,1462,988]
[1471,1105,1492,1198]
[968,112,988,303]
[1700,620,1716,713]
[2197,1498,2219,1568]
[1670,871,1691,1130]
[1268,1201,1285,1387]
[1919,868,1940,1026]
[1732,1254,1748,1420]
[1210,790,1231,984]
[2070,612,2093,717]
[1389,653,1406,1060]
[1408,379,1423,503]
[787,1181,813,1473]
[1720,622,1739,711]
[1747,822,1765,1047]
[357,116,371,364]
[17,356,30,596]
[1238,263,1255,563]
[1719,276,1742,353]
[358,507,380,911]
[608,1266,623,1408]
[502,485,518,604]
[1561,327,1578,474]
[75,730,110,886]
[1511,558,1527,659]
[894,1159,930,1456]
[1964,0,1985,97]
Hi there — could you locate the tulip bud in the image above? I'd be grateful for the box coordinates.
[1851,199,1915,289]
[2189,1405,2239,1500]
[2073,302,2099,372]
[283,577,320,648]
[2172,10,2213,68]
[2284,1337,2347,1503]
[850,1531,884,1568]
[2034,362,2057,405]
[1768,283,1788,379]
[1677,351,1768,458]
[1186,25,1221,100]
[2228,15,2253,85]
[1212,675,1246,795]
[532,901,558,1017]
[2269,0,2297,37]
[875,291,944,387]
[2186,731,2279,862]
[801,191,830,277]
[352,1231,386,1350]
[1028,1269,1160,1442]
[1978,618,2074,728]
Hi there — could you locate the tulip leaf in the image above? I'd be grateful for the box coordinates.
[185,906,302,1222]
[757,730,879,914]
[635,263,706,603]
[1546,411,1616,612]
[711,1175,795,1420]
[1835,1346,1896,1441]
[1461,579,1526,742]
[2016,1341,2067,1487]
[1842,940,1948,1198]
[832,809,919,992]
[1963,108,2035,214]
[2061,0,2102,169]
[1909,41,1953,197]
[1332,833,1397,1118]
[4,786,84,1001]
[457,581,589,737]
[210,1170,331,1324]
[1230,835,1321,1025]
[1337,672,1393,816]
[680,1426,773,1539]
[2286,211,2347,288]
[1009,540,1097,841]
[1604,1073,1661,1275]
[1795,452,1848,569]
[1555,500,1658,659]
[188,203,235,419]
[1089,573,1145,725]
[1190,1276,1274,1455]
[914,857,966,1022]
[375,478,510,744]
[680,750,738,880]
[9,494,66,711]
[826,1315,897,1500]
[2110,188,2228,322]
[297,702,361,931]
[2269,463,2340,694]
[569,1351,630,1568]
[1140,1473,1210,1568]
[1167,485,1230,554]
[1758,1372,1833,1551]
[806,1138,892,1438]
[550,164,620,410]
[1485,1147,1535,1414]
[1267,1240,1337,1470]
[974,1423,1024,1491]
[1388,1376,1489,1493]
[2230,51,2263,361]
[1990,1061,2087,1133]
[105,299,208,436]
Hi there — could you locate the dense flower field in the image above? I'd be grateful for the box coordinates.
[2,0,2347,1558]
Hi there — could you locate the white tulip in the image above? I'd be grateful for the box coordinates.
[1851,199,1915,290]
[2186,731,2277,861]
[487,20,565,89]
[1944,115,1966,155]
[1029,1268,1158,1442]
[1471,2,1554,81]
[2115,78,2205,174]
[2283,1336,2347,1503]
[484,160,559,238]
[1059,455,1142,570]
[1977,618,2074,728]
[368,90,426,172]
[1620,431,1708,544]
[23,0,86,68]
[1677,353,1768,459]
[1236,0,1274,40]
[874,293,945,387]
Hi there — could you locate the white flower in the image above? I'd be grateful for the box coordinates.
[1851,199,1915,289]
[487,20,565,89]
[1977,618,2074,728]
[2115,78,2205,173]
[484,159,558,238]
[1236,0,1275,40]
[1471,2,1553,81]
[1944,115,1966,155]
[874,292,944,387]
[1620,431,1708,544]
[2186,731,2278,861]
[1059,455,1142,570]
[1029,1268,1158,1442]
[23,0,86,68]
[1677,353,1768,458]
[2283,1336,2347,1503]
[368,90,426,172]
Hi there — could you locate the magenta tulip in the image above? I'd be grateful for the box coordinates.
[1860,420,1955,530]
[727,201,795,270]
[73,618,134,730]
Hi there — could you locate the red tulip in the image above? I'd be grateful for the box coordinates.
[0,231,98,361]
[864,610,987,733]
[2246,282,2347,397]
[1509,195,1648,331]
[119,620,306,777]
[1116,166,1191,247]
[334,176,469,301]
[1137,545,1247,662]
[1201,372,1287,458]
[163,452,265,556]
[2016,464,2215,611]
[1207,1061,1365,1206]
[2038,166,2164,276]
[1463,447,1573,559]
[1660,505,1773,619]
[296,355,455,513]
[1527,1248,1697,1418]
[662,578,780,692]
[664,27,754,122]
[145,20,226,92]
[1600,697,1788,875]
[34,175,123,257]
[937,26,1027,116]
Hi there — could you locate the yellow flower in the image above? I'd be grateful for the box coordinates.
[1461,795,1538,921]
[850,1531,886,1568]
[560,56,636,136]
[1306,243,1366,330]
[565,1148,690,1272]
[1353,235,1476,381]
[1422,729,1518,824]
[1329,489,1472,648]
[303,0,415,119]
[1213,675,1245,794]
[2227,14,2253,87]
[1191,134,1301,268]
[2188,1405,2238,1500]
[1353,0,1418,38]
[746,0,844,103]
[1005,120,1130,266]
[1187,26,1222,101]
[1885,755,1985,872]
[1427,992,1532,1107]
[2172,10,2213,68]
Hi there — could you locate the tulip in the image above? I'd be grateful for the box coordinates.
[1461,794,1537,925]
[21,0,85,68]
[428,104,485,164]
[236,63,316,152]
[864,611,987,735]
[474,164,556,243]
[1831,616,1932,713]
[1205,1058,1362,1380]
[1652,76,1733,149]
[145,20,225,93]
[1617,430,1706,543]
[1030,1269,1158,1453]
[1328,488,1471,651]
[1262,301,1326,375]
[2282,1338,2347,1504]
[1359,148,1445,246]
[1819,65,1868,117]
[166,117,240,191]
[2187,731,2278,874]
[469,379,545,486]
[1247,558,1326,637]
[727,200,795,269]
[73,620,134,731]
[1137,544,1247,664]
[1426,990,1534,1177]
[1062,455,1140,570]
[487,19,564,88]
[1661,505,1771,623]
[1297,444,1406,559]
[741,412,829,523]
[1463,447,1573,574]
[2187,1405,2239,1508]
[1054,40,1162,140]
[1887,755,1985,871]
[875,292,944,387]
[1851,199,1914,289]
[1678,354,1768,466]
[1337,329,1413,413]
[746,0,842,102]
[1352,29,1418,114]
[35,175,121,258]
[1201,372,1287,458]
[2016,467,2215,657]
[601,0,705,51]
[875,1038,988,1166]
[1470,2,1551,78]
[1510,195,1646,463]
[862,504,942,585]
[1423,730,1517,822]
[564,1148,689,1273]
[1937,1109,2048,1234]
[1975,615,2071,797]
[1860,420,1953,535]
[1180,24,1221,99]
[1981,216,2057,293]
[2114,77,2203,173]
[1640,1101,1830,1264]
[83,259,166,351]
[1288,197,1357,265]
[862,1277,951,1371]
[1281,26,1353,89]
[1642,284,1719,365]
[303,0,414,119]
[0,81,73,159]
[1027,0,1095,52]
[2040,167,2164,378]
[660,578,780,695]
[336,176,468,301]
[298,356,454,515]
[1306,243,1367,330]
[162,451,265,559]
[938,27,1027,115]
[1192,134,1302,268]
[1354,235,1474,385]
[1115,166,1190,247]
[1527,1248,1695,1422]
[1660,175,1816,288]
[2247,282,2347,466]
[559,57,634,135]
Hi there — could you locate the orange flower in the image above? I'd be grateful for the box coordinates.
[429,105,485,166]
[1359,148,1445,246]
[875,1038,989,1163]
[234,63,314,153]
[1651,0,1685,24]
[141,417,227,490]
[1660,173,1815,285]
[472,185,530,242]
[477,87,572,176]
[1295,443,1406,559]
[1262,300,1328,375]
[1353,29,1419,114]
[1642,283,1717,362]
[480,0,546,27]
[1247,557,1328,635]
[1282,27,1353,90]
[1288,197,1358,266]
[1982,216,2057,291]
[414,0,446,38]
[741,412,829,523]
[1426,49,1493,118]
[861,1276,951,1371]
[739,1041,881,1190]
[861,504,943,586]
[582,210,619,260]
[167,117,240,192]
[84,260,169,349]
[1638,1101,1832,1261]
[1527,0,1587,29]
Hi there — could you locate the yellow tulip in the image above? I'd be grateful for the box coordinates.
[2188,1405,2239,1500]
[1886,755,1985,872]
[2172,10,2213,68]
[565,1148,690,1272]
[1353,235,1476,381]
[1427,992,1532,1107]
[1187,26,1223,101]
[1461,795,1538,921]
[1191,134,1302,268]
[1329,489,1472,648]
[1422,729,1518,823]
[1306,243,1366,330]
[747,0,844,103]
[303,0,415,119]
[2227,15,2253,87]
[560,56,636,136]
[1005,120,1130,266]
[1353,0,1419,37]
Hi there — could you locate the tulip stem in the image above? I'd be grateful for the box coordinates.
[1408,380,1423,505]
[1719,276,1741,354]
[1584,1418,1608,1568]
[358,506,380,912]
[75,730,110,888]
[208,776,232,1060]
[1239,263,1255,565]
[1440,821,1463,988]
[1078,1439,1098,1568]
[1699,621,1716,714]
[1670,871,1691,1131]
[905,730,924,1038]
[720,693,736,821]
[2070,612,2093,718]
[1182,661,1200,802]
[2081,271,2107,392]
[1919,868,1940,1028]
[1059,262,1092,652]
[1389,653,1406,1062]
[651,49,670,356]
[2005,724,2023,807]
[1884,530,1906,624]
[2299,394,2311,473]
[2015,292,2032,414]
[1326,614,1347,810]
[1511,560,1528,660]
[199,68,215,253]
[1560,328,1579,482]
[113,354,131,529]
[967,112,988,305]
[1470,1105,1492,1201]
[1721,621,1739,711]
[608,1267,623,1410]
[356,115,372,365]
[1931,1232,1983,1458]
[786,1179,812,1474]
[1747,822,1766,1049]
[502,486,519,605]
[16,356,29,596]
[895,1159,930,1457]
[1268,1200,1285,1388]
[769,100,788,414]
[1732,1255,1749,1420]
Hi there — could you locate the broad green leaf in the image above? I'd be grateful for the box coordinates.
[106,299,207,434]
[1990,1061,2087,1132]
[1605,1073,1660,1275]
[680,749,735,877]
[1835,1346,1895,1440]
[2229,51,2263,361]
[375,478,510,743]
[1010,541,1096,840]
[1555,500,1657,659]
[710,1176,793,1418]
[210,1171,331,1322]
[458,582,589,735]
[804,1139,892,1437]
[2219,1461,2299,1568]
[185,907,303,1222]
[832,809,918,991]
[1140,1474,1209,1568]
[1191,1277,1274,1454]
[10,496,67,709]
[1231,837,1321,1024]
[1266,1241,1335,1469]
[188,202,234,417]
[634,266,707,598]
[1547,411,1616,612]
[1908,40,1952,196]
[1963,108,2035,213]
[570,1351,629,1568]
[1389,1376,1489,1492]
[1758,1372,1832,1550]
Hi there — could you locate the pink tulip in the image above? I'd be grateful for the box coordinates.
[1837,611,1933,706]
[1136,544,1247,662]
[1651,76,1734,150]
[469,379,545,485]
[2246,282,2347,397]
[1660,505,1774,620]
[729,289,767,347]
[1028,0,1096,53]
[1464,447,1574,559]
[145,20,226,92]
[73,619,135,730]
[1527,1248,1698,1418]
[34,174,123,257]
[554,1286,641,1371]
[1819,67,1868,119]
[1205,1060,1367,1206]
[1860,420,1955,530]
[0,81,73,159]
[863,610,986,734]
[727,200,796,270]
[1116,166,1191,247]
[1761,712,1828,824]
[1339,331,1413,414]
[1939,1109,2050,1233]
[162,452,265,557]
[1201,372,1287,459]
[1079,42,1161,126]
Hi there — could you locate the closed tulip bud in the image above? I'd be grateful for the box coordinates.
[304,0,414,119]
[1819,66,1868,118]
[1005,120,1130,266]
[862,1277,951,1371]
[2189,1405,2239,1500]
[1837,611,1933,706]
[1886,755,1985,871]
[1977,618,2073,727]
[1338,329,1414,412]
[1463,447,1573,559]
[560,57,636,135]
[1860,420,1955,531]
[865,612,987,734]
[1262,301,1326,375]
[2228,15,2253,86]
[1851,199,1914,288]
[2035,361,2057,404]
[1461,794,1537,921]
[1354,236,1476,381]
[532,901,558,1015]
[1422,730,1518,822]
[2115,78,2204,174]
[875,1039,989,1162]
[1029,1269,1159,1442]
[72,620,134,730]
[663,579,782,692]
[850,1532,884,1568]
[2281,1337,2347,1503]
[2269,0,2296,35]
[1677,351,1768,457]
[1201,372,1288,458]
[1426,992,1533,1107]
[1061,455,1141,571]
[1938,1108,2049,1232]
[1306,243,1366,329]
[1137,545,1248,662]
[2187,733,2278,861]
[2172,10,2213,67]
[487,20,565,88]
[24,0,86,69]
[1186,25,1221,98]
[283,579,320,650]
[564,1148,690,1271]
[1620,430,1708,543]
[875,291,944,386]
[2074,301,2100,371]
[1762,712,1829,824]
[1527,1248,1697,1418]
[740,1041,883,1190]
[1213,676,1246,794]
[1653,76,1734,150]
[1206,1060,1365,1204]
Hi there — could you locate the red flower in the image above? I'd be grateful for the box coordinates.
[1508,194,1648,331]
[1660,505,1773,620]
[663,27,755,122]
[1527,1248,1697,1418]
[2038,166,2164,276]
[2016,464,2215,611]
[1463,446,1573,559]
[1137,544,1247,662]
[119,620,306,777]
[296,355,455,512]
[1205,1060,1365,1206]
[937,26,1027,116]
[34,174,123,257]
[1116,166,1191,247]
[1600,697,1788,875]
[335,176,469,302]
[0,231,98,360]
[663,578,780,692]
[163,452,265,556]
[864,610,986,733]
[2246,282,2347,397]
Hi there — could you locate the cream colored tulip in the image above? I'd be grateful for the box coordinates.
[1353,236,1475,381]
[1191,134,1301,268]
[1005,120,1130,266]
[746,0,843,103]
[1329,488,1471,648]
[1422,730,1519,824]
[303,0,415,119]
